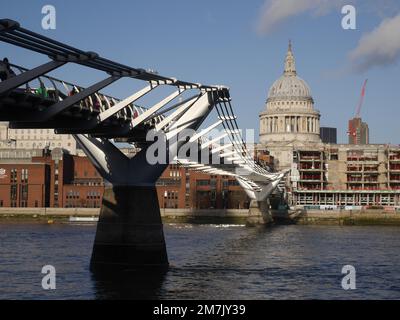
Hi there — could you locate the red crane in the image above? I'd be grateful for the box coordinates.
[355,79,368,118]
[348,79,368,142]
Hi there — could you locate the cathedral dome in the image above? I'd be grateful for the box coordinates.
[267,41,313,103]
[259,40,322,162]
[268,75,311,101]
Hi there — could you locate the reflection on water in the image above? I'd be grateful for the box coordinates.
[92,269,167,300]
[1,222,400,299]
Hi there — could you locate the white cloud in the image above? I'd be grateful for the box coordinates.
[256,0,346,34]
[256,0,400,72]
[349,13,400,72]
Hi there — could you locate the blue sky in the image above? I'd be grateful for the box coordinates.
[1,0,400,144]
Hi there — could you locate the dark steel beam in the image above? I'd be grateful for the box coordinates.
[55,125,131,135]
[33,76,121,122]
[0,19,217,89]
[0,60,66,95]
[8,117,98,129]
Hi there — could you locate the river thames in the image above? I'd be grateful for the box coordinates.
[0,222,400,300]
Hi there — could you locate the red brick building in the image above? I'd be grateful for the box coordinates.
[156,164,249,209]
[62,155,104,208]
[0,148,249,209]
[0,162,49,207]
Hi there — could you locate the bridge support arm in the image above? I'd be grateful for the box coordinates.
[73,134,129,184]
[237,177,281,226]
[201,132,228,149]
[38,76,121,121]
[128,88,184,129]
[155,95,200,132]
[188,119,223,143]
[0,60,66,95]
[99,84,158,122]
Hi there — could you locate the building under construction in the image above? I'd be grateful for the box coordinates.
[289,144,400,207]
[348,117,369,145]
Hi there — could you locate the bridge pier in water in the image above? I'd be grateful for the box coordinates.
[91,185,169,272]
[246,199,274,226]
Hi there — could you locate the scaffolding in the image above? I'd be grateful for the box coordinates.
[293,190,400,206]
[290,146,400,207]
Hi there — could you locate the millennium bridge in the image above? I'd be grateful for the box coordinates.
[0,19,286,271]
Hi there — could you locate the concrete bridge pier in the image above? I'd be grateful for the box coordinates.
[246,199,273,226]
[90,185,169,272]
[238,179,283,227]
[73,134,170,272]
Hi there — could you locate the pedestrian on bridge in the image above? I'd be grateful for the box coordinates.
[0,57,16,81]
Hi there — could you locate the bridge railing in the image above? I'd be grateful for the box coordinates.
[8,63,151,123]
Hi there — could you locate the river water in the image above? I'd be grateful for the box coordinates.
[0,222,400,300]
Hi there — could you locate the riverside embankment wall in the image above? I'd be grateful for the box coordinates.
[2,208,400,225]
[273,209,400,226]
[0,208,249,223]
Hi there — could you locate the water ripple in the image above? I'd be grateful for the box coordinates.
[0,223,400,299]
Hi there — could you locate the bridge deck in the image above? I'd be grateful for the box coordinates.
[0,87,153,143]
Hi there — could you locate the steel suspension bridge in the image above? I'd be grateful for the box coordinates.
[0,19,286,271]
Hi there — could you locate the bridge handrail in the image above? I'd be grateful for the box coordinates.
[9,63,150,121]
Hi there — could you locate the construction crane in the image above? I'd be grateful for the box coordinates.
[355,79,368,118]
[348,79,369,143]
